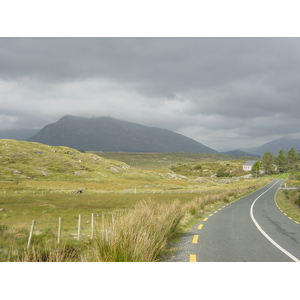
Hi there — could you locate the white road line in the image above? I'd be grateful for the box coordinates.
[250,180,300,262]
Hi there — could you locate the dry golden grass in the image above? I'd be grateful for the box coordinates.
[88,200,184,262]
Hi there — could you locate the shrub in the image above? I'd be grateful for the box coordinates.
[216,167,232,177]
[194,164,202,170]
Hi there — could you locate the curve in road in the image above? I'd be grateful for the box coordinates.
[250,180,299,262]
[168,180,300,262]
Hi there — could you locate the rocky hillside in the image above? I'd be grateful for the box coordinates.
[0,139,151,182]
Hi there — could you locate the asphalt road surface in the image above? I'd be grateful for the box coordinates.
[168,180,300,262]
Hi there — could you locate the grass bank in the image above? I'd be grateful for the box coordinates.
[276,189,300,223]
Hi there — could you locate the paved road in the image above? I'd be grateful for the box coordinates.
[168,180,300,262]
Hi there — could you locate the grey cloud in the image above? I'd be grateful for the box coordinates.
[1,37,300,150]
[2,38,298,92]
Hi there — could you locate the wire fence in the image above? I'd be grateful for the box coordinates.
[1,212,118,249]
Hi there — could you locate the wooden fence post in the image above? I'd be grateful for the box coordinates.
[112,214,115,231]
[101,212,105,240]
[77,214,81,241]
[27,220,36,249]
[91,213,94,239]
[57,217,62,244]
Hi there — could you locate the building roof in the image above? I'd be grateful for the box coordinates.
[243,160,257,166]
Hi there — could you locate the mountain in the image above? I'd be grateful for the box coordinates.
[254,136,300,155]
[220,149,260,158]
[27,115,218,153]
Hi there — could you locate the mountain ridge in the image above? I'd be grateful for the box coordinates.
[253,136,300,155]
[27,115,218,153]
[26,115,300,156]
[220,149,260,158]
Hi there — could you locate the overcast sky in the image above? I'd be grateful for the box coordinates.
[1,37,300,150]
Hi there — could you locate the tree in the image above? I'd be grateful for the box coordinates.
[261,151,275,175]
[287,147,298,173]
[276,149,287,173]
[251,161,261,177]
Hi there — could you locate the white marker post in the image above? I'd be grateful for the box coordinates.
[27,220,36,249]
[91,213,94,239]
[57,217,62,244]
[77,214,81,241]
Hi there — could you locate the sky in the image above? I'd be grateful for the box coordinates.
[1,4,300,151]
[1,37,300,151]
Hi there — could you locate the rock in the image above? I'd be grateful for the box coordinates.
[13,169,23,175]
[109,167,119,173]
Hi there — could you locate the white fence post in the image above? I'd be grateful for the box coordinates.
[57,217,62,244]
[27,220,36,249]
[77,214,81,241]
[91,213,94,239]
[101,212,105,240]
[112,214,115,233]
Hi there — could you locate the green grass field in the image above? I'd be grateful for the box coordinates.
[0,139,283,261]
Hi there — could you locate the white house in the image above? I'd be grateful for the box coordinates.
[243,160,257,171]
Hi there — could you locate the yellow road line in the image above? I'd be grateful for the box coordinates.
[190,254,197,262]
[203,218,208,221]
[198,224,203,229]
[295,221,300,224]
[192,235,199,244]
[214,211,218,213]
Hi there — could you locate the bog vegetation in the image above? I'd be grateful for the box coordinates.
[1,139,299,262]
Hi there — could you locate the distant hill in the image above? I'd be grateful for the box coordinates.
[27,115,218,153]
[220,149,260,158]
[254,136,300,155]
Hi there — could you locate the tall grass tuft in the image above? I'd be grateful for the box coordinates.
[89,200,184,262]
